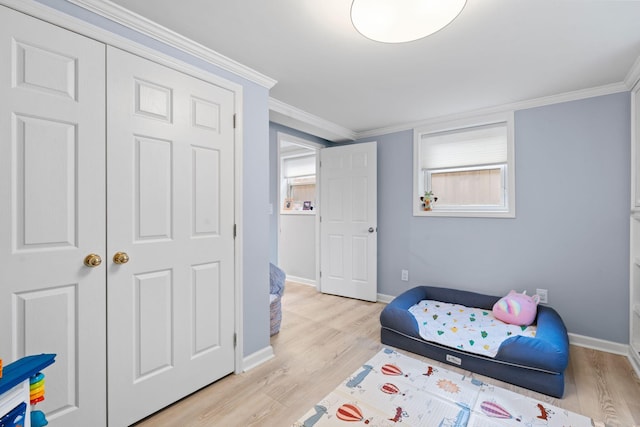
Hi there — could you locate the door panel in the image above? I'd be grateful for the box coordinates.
[107,47,236,426]
[320,142,377,301]
[136,135,173,240]
[16,115,77,248]
[0,5,106,426]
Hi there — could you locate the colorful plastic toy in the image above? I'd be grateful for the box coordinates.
[29,372,48,427]
[0,354,55,427]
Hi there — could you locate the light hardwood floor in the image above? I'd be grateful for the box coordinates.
[136,282,640,427]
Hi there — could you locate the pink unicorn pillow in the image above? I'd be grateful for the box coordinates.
[492,290,540,326]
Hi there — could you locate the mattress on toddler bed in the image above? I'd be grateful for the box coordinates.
[409,300,537,358]
[380,285,570,398]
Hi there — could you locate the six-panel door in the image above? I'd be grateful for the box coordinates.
[0,6,107,426]
[106,47,236,426]
[319,142,378,302]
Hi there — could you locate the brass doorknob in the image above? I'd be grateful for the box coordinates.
[113,252,129,264]
[84,253,102,267]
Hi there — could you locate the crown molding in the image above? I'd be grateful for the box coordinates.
[271,80,629,143]
[355,81,629,140]
[269,98,356,143]
[68,0,277,89]
[626,55,640,90]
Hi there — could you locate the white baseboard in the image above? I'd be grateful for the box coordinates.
[286,275,316,287]
[628,347,640,380]
[568,333,629,356]
[377,293,394,304]
[242,345,274,372]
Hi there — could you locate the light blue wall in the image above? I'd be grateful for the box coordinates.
[35,0,272,357]
[268,123,329,264]
[365,93,631,344]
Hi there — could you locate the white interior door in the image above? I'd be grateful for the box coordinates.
[320,142,377,301]
[106,47,236,426]
[0,6,107,426]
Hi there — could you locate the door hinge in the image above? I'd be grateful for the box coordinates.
[233,114,237,129]
[233,333,237,347]
[319,271,322,278]
[233,224,237,239]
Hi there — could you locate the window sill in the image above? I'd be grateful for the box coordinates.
[280,210,316,216]
[413,208,515,218]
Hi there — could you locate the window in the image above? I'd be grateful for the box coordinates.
[414,112,515,217]
[281,154,317,212]
[278,132,323,215]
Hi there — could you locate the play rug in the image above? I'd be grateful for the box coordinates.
[293,348,602,427]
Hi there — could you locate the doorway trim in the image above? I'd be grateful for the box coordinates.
[276,132,324,288]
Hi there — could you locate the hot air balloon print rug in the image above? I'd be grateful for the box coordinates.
[293,348,600,427]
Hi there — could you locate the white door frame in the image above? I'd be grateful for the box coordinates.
[0,0,246,373]
[276,132,323,288]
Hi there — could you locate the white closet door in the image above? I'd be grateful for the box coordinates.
[0,5,107,426]
[106,47,236,426]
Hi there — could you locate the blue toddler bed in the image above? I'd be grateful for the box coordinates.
[380,286,570,397]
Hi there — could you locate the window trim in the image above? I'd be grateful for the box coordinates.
[413,112,516,218]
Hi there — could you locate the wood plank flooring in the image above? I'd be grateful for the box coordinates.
[135,282,640,427]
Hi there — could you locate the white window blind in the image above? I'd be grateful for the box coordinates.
[283,154,315,178]
[420,123,507,170]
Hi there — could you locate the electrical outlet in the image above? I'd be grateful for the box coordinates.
[401,269,409,281]
[536,288,548,304]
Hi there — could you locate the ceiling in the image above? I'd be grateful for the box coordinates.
[102,0,640,140]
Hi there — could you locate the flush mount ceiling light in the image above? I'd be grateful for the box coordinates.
[351,0,467,43]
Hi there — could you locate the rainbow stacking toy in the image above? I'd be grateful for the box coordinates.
[29,372,47,426]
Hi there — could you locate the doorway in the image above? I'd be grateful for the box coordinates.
[276,132,322,286]
[272,132,378,302]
